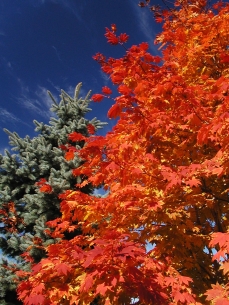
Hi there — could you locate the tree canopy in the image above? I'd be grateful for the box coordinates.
[8,0,229,304]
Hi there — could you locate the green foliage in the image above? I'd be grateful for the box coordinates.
[0,83,106,304]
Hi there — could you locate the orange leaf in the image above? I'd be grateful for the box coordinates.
[119,33,129,43]
[118,84,132,95]
[39,184,53,193]
[107,103,121,118]
[92,94,104,102]
[96,283,108,296]
[221,262,229,275]
[24,294,46,305]
[105,161,120,172]
[105,28,119,45]
[102,86,112,95]
[68,132,86,142]
[65,150,75,161]
[56,263,71,276]
[87,124,96,135]
[185,178,201,188]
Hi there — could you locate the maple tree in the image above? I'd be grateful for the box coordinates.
[16,0,229,304]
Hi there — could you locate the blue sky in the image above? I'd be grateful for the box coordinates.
[0,0,162,153]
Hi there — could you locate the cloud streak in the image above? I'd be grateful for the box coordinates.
[128,0,159,54]
[17,82,89,121]
[0,107,22,124]
[57,0,83,22]
[17,82,57,121]
[99,70,110,86]
[52,46,62,61]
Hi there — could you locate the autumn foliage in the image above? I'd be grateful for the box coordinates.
[16,0,229,304]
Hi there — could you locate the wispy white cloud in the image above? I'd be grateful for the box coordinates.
[47,79,61,93]
[47,80,89,101]
[17,81,57,120]
[1,57,14,76]
[65,85,75,98]
[0,107,30,131]
[17,81,91,121]
[0,107,23,124]
[0,106,30,145]
[52,45,62,61]
[66,84,89,100]
[35,85,54,110]
[99,70,110,86]
[0,144,11,156]
[57,0,83,22]
[128,0,158,53]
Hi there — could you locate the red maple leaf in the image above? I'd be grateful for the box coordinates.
[91,94,104,102]
[155,16,163,23]
[80,274,94,292]
[68,132,86,142]
[105,28,119,45]
[119,33,129,43]
[216,299,229,305]
[32,283,45,295]
[39,184,53,193]
[102,86,112,95]
[87,124,96,135]
[59,144,68,151]
[105,161,120,172]
[118,84,132,95]
[65,150,75,161]
[107,103,121,118]
[35,178,48,187]
[205,283,228,302]
[220,53,229,63]
[56,263,71,276]
[222,262,229,275]
[32,263,42,274]
[185,178,201,187]
[96,283,108,296]
[139,42,149,51]
[210,232,229,249]
[24,294,46,305]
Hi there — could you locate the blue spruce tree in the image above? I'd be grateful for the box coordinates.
[0,83,106,305]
